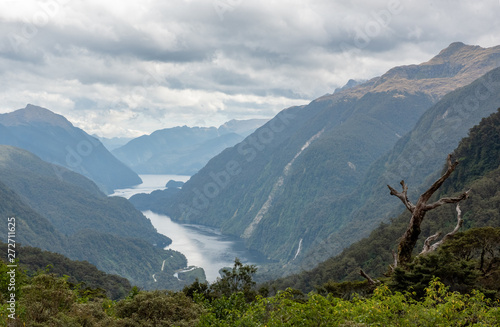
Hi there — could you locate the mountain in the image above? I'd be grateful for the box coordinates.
[131,43,500,271]
[289,65,500,273]
[0,104,142,193]
[96,135,134,151]
[218,118,270,137]
[112,119,268,175]
[268,108,500,292]
[0,145,199,289]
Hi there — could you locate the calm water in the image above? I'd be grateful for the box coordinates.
[112,174,268,282]
[109,174,191,199]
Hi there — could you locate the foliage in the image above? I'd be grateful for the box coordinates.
[114,290,203,326]
[198,279,500,326]
[390,227,500,300]
[210,258,258,302]
[1,257,499,326]
[1,243,131,300]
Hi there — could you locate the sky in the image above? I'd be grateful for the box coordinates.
[1,0,500,138]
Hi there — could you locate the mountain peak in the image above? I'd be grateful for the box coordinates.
[426,42,481,64]
[0,104,74,130]
[322,42,500,101]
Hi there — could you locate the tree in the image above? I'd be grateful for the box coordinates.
[387,154,469,267]
[210,258,257,302]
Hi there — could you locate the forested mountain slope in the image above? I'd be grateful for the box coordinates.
[132,43,500,270]
[290,65,500,273]
[0,145,199,290]
[267,108,500,292]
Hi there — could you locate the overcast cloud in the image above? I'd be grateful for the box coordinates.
[1,0,499,137]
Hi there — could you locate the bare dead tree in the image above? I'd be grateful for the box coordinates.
[388,154,469,267]
[419,203,464,256]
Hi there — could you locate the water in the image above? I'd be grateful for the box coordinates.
[110,174,190,199]
[112,174,268,282]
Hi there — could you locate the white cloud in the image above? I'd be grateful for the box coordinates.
[1,0,500,137]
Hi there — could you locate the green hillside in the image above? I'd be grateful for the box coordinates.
[289,66,500,273]
[0,145,166,245]
[266,108,500,293]
[0,243,131,300]
[0,145,200,290]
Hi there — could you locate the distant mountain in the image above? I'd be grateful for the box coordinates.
[0,145,198,289]
[132,42,500,271]
[218,118,269,137]
[112,119,268,175]
[95,135,134,151]
[0,104,142,193]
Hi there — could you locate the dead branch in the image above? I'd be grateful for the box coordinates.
[387,180,416,213]
[424,190,470,211]
[419,203,464,256]
[419,154,459,203]
[359,269,379,285]
[388,154,468,266]
[420,232,442,253]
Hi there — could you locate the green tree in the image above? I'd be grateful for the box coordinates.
[210,258,258,302]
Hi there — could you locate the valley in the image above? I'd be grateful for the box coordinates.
[111,174,270,282]
[1,40,500,325]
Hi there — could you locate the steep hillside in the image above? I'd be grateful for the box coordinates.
[298,66,500,270]
[267,108,500,293]
[113,119,267,175]
[1,243,132,300]
[133,43,500,268]
[0,104,141,193]
[0,145,165,244]
[0,145,196,290]
[0,178,66,254]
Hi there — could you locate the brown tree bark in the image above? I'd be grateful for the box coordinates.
[388,154,469,267]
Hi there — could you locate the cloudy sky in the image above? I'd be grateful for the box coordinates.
[1,0,500,137]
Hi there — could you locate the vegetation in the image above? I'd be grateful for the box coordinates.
[265,108,500,293]
[0,145,197,290]
[1,255,499,326]
[0,243,131,300]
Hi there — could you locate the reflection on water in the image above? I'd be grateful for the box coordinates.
[112,174,268,282]
[145,210,267,282]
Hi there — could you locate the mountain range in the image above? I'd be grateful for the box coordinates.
[2,41,500,293]
[112,119,268,175]
[130,42,500,276]
[0,104,141,193]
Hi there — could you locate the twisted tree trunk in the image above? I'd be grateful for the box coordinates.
[388,154,469,267]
